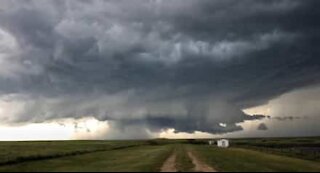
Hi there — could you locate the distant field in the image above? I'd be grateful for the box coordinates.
[0,137,319,172]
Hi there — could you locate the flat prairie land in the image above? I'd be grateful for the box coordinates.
[0,144,173,172]
[0,138,319,172]
[189,145,320,172]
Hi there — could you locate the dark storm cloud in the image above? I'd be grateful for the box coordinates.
[257,123,268,131]
[0,0,320,137]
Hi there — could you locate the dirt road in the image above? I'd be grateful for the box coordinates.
[160,153,177,172]
[160,149,216,172]
[188,151,216,172]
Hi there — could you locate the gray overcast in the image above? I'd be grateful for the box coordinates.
[0,0,320,139]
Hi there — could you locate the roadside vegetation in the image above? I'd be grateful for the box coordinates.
[0,140,145,166]
[190,145,320,172]
[0,145,173,172]
[232,137,320,161]
[175,144,194,172]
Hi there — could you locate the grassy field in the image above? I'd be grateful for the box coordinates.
[0,138,320,172]
[0,140,146,166]
[231,137,320,161]
[190,145,320,172]
[0,144,173,172]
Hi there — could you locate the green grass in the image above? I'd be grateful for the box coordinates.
[0,145,173,172]
[231,137,320,148]
[190,145,320,172]
[230,137,320,161]
[238,146,320,162]
[174,144,194,172]
[0,140,145,165]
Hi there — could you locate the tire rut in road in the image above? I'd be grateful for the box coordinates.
[188,151,216,172]
[160,153,178,172]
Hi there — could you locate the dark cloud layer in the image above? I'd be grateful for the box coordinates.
[0,0,320,138]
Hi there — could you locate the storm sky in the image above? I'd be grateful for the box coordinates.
[0,0,320,140]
